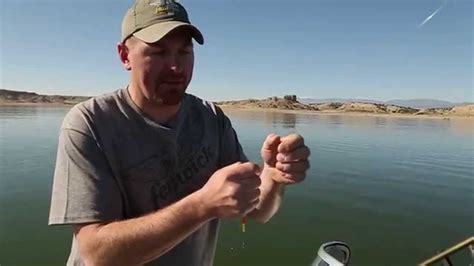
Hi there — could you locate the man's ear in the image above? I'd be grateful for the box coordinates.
[117,42,132,71]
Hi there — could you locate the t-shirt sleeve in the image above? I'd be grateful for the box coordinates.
[48,106,123,225]
[216,107,248,167]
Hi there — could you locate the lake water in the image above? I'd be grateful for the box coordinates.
[0,106,473,266]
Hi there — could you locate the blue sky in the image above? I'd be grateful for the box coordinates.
[1,0,472,102]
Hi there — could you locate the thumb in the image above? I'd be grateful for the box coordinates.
[261,133,281,166]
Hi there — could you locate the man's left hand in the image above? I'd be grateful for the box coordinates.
[261,133,311,184]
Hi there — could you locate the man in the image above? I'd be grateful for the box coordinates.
[49,0,311,265]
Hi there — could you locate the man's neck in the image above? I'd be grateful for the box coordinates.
[127,86,182,124]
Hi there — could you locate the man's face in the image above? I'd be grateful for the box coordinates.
[124,28,194,106]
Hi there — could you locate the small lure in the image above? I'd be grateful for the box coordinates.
[241,216,247,233]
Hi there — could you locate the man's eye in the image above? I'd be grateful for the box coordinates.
[151,51,165,55]
[148,49,165,55]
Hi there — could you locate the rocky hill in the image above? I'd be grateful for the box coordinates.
[217,95,473,117]
[448,105,474,116]
[1,90,472,117]
[324,102,419,114]
[300,97,471,109]
[0,89,89,105]
[217,95,318,111]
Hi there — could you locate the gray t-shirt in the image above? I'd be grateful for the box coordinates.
[49,88,247,266]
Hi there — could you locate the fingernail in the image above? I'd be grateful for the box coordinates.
[276,153,284,161]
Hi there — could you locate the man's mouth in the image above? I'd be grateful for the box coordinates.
[163,82,182,86]
[162,78,184,85]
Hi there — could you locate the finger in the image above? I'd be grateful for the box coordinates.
[240,162,261,175]
[242,198,260,216]
[237,175,262,188]
[278,134,305,153]
[227,162,261,180]
[261,133,281,166]
[261,133,281,152]
[242,188,260,202]
[276,146,311,162]
[276,160,310,173]
[275,172,306,185]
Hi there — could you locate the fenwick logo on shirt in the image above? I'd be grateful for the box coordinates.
[152,145,214,205]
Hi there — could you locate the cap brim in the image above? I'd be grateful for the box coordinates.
[133,21,204,45]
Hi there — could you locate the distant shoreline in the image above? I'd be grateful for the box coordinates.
[1,89,472,118]
[219,105,474,120]
[0,89,90,107]
[0,102,76,107]
[1,102,472,120]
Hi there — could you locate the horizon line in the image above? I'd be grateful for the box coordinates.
[0,88,472,104]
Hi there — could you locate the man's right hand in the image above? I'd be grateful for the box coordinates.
[197,162,261,219]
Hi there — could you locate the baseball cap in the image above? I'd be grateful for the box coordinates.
[121,0,204,45]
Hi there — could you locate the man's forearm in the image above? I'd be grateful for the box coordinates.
[248,165,285,223]
[75,190,211,266]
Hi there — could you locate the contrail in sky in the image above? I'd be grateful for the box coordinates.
[418,0,448,28]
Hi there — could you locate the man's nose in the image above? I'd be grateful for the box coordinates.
[167,55,183,73]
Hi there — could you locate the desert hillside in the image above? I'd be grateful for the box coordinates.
[1,90,472,117]
[0,89,89,105]
[217,95,318,111]
[448,105,474,116]
[217,95,473,117]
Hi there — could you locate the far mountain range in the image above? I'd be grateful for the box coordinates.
[298,98,472,109]
[0,89,471,109]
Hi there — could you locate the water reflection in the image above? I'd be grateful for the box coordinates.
[222,109,299,129]
[0,105,69,119]
[272,112,297,129]
[447,118,474,138]
[1,106,473,266]
[222,109,474,150]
